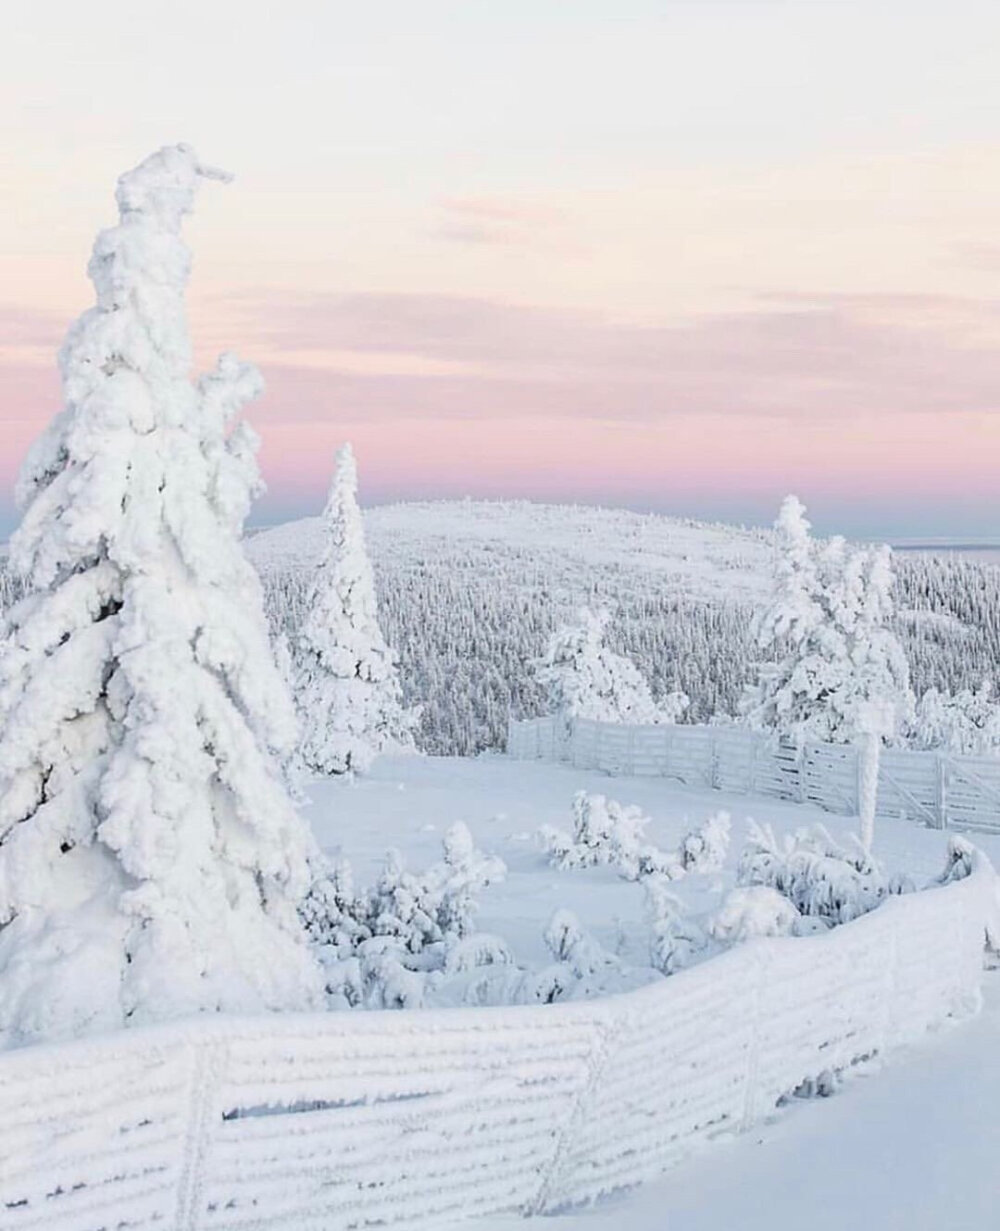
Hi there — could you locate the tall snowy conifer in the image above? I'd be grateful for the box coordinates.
[0,146,323,1046]
[745,496,912,752]
[296,443,414,775]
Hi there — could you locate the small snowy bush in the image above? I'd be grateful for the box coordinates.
[737,820,893,925]
[539,792,681,881]
[303,822,507,1009]
[522,910,654,1003]
[645,878,707,974]
[678,811,731,874]
[909,683,1000,757]
[708,885,802,942]
[541,794,731,884]
[935,834,977,886]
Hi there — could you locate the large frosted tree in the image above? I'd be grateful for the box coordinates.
[296,443,415,775]
[744,497,913,847]
[0,146,323,1046]
[744,496,912,749]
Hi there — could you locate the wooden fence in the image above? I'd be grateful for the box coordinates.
[507,717,1000,833]
[1,861,994,1230]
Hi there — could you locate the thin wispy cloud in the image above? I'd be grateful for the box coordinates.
[207,288,1000,423]
[429,196,578,252]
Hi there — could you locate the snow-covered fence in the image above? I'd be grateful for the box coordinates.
[1,864,994,1230]
[508,717,1000,833]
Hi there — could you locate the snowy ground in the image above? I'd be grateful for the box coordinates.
[303,753,1000,1229]
[303,752,1000,968]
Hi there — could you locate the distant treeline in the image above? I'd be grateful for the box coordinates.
[2,546,995,758]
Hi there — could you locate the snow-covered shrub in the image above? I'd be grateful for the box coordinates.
[708,885,802,942]
[678,810,731,873]
[536,606,685,729]
[522,909,653,1004]
[645,878,707,975]
[737,820,891,925]
[303,823,507,1009]
[539,791,681,881]
[295,443,417,776]
[0,146,323,1046]
[935,834,977,886]
[436,821,506,937]
[908,683,1000,756]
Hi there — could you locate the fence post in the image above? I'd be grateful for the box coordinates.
[175,1037,225,1230]
[936,753,948,829]
[748,731,757,795]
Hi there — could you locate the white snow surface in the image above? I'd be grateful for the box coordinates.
[303,753,1000,974]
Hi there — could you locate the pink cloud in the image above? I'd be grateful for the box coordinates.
[218,289,1000,420]
[3,289,999,533]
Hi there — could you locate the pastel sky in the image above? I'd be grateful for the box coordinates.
[3,0,1000,538]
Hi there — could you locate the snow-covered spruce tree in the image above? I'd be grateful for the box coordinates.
[536,606,686,732]
[743,497,912,749]
[295,443,415,775]
[908,682,1000,756]
[0,146,324,1046]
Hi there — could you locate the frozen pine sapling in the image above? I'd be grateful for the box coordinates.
[302,822,507,1009]
[645,878,707,974]
[737,820,900,925]
[295,443,417,776]
[679,810,731,873]
[539,791,682,881]
[0,146,323,1046]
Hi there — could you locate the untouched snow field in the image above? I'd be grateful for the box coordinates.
[303,753,1000,1228]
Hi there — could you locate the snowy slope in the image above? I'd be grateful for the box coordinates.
[248,499,775,604]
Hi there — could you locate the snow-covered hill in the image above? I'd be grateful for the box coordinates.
[249,499,775,605]
[248,500,1000,758]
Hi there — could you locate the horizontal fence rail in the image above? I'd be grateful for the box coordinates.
[0,864,995,1230]
[507,717,1000,833]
